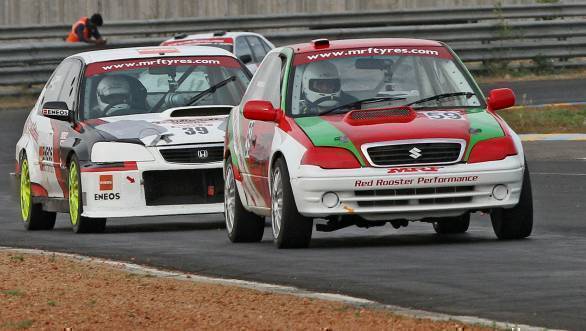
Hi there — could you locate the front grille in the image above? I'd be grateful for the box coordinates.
[355,186,474,208]
[160,146,223,164]
[366,142,462,166]
[143,169,223,206]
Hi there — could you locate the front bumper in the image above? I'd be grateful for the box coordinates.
[290,156,524,221]
[80,159,223,219]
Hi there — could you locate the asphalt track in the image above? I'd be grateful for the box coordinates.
[1,109,585,330]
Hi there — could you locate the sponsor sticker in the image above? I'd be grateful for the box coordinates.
[387,167,441,174]
[94,193,121,201]
[42,108,69,117]
[294,46,452,65]
[39,146,54,172]
[354,175,479,187]
[162,37,234,46]
[85,56,241,76]
[137,47,180,55]
[99,175,113,191]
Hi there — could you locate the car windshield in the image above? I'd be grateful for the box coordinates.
[288,46,483,117]
[81,56,249,120]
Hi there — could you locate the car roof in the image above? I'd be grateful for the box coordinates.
[289,38,445,53]
[165,31,263,43]
[69,45,236,64]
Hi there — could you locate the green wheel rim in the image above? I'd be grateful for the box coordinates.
[19,159,31,222]
[69,162,80,225]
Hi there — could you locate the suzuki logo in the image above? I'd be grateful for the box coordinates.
[409,147,422,159]
[197,149,209,159]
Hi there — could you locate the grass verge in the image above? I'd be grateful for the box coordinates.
[500,105,586,134]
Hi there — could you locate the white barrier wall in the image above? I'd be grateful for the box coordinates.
[0,0,566,26]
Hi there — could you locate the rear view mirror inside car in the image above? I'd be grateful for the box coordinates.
[148,66,177,75]
[355,58,391,70]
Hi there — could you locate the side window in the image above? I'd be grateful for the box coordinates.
[234,37,254,63]
[41,61,71,104]
[246,36,268,63]
[260,39,272,53]
[241,52,282,108]
[60,59,83,110]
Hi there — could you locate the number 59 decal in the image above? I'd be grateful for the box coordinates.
[420,111,464,120]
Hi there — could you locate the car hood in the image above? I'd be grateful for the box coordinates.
[294,108,506,164]
[85,106,230,146]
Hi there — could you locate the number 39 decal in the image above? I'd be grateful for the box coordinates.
[420,111,464,120]
[183,127,209,135]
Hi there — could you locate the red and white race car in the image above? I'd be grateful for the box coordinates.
[14,46,251,233]
[224,38,532,248]
[161,31,275,73]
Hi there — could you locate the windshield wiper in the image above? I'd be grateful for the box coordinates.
[405,92,476,107]
[319,96,407,116]
[185,76,236,106]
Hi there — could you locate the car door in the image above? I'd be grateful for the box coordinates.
[35,59,82,198]
[237,52,284,208]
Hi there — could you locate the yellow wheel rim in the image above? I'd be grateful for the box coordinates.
[69,162,79,225]
[19,159,31,222]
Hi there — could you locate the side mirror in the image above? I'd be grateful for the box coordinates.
[487,88,515,111]
[42,101,72,122]
[239,54,253,64]
[243,100,280,122]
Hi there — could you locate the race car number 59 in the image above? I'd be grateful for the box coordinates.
[420,111,464,120]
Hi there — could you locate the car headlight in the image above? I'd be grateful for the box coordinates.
[91,142,154,163]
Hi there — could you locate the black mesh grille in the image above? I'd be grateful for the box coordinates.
[160,146,223,164]
[355,186,474,208]
[367,142,461,166]
[143,169,223,206]
[350,108,411,120]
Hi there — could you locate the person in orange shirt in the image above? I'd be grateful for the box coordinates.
[66,13,107,45]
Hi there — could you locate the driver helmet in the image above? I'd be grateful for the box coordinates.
[302,61,341,108]
[96,76,132,114]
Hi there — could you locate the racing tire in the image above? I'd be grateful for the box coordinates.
[68,156,107,234]
[491,162,533,240]
[19,155,56,230]
[224,161,265,242]
[271,158,313,249]
[432,213,470,234]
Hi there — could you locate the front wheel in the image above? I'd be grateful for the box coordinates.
[271,158,313,249]
[224,161,265,242]
[68,156,106,233]
[19,155,56,230]
[491,161,533,240]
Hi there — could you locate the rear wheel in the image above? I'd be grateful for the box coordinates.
[19,155,56,230]
[271,158,313,249]
[491,162,533,240]
[68,156,106,233]
[432,213,470,234]
[224,161,265,242]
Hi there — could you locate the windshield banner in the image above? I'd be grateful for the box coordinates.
[294,46,453,65]
[85,56,241,76]
[162,37,234,46]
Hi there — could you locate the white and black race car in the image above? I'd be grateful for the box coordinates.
[13,46,252,233]
[161,31,275,73]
